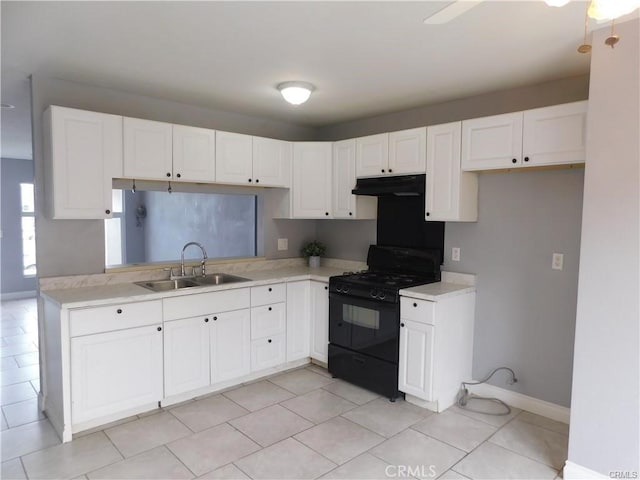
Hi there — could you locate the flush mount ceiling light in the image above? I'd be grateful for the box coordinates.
[277,81,315,105]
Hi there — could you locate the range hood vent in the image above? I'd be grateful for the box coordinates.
[352,174,426,196]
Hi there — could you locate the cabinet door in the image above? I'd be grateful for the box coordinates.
[123,117,173,180]
[251,334,286,371]
[389,127,426,175]
[332,139,357,219]
[215,131,253,185]
[425,122,477,222]
[172,125,216,183]
[461,112,523,171]
[522,101,587,166]
[398,319,434,400]
[310,282,329,363]
[45,106,122,219]
[253,137,291,187]
[211,309,251,384]
[292,143,332,218]
[70,325,163,424]
[356,133,389,177]
[164,316,210,397]
[286,281,311,362]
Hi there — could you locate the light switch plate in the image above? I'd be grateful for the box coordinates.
[552,253,564,270]
[277,238,288,251]
[452,247,460,262]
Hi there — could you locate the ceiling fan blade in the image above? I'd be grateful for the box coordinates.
[423,0,485,24]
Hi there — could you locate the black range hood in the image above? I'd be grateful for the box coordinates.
[352,174,425,196]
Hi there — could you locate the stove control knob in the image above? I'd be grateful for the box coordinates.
[343,287,349,294]
[379,292,386,300]
[370,289,378,298]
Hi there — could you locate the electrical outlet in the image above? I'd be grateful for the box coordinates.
[277,238,288,251]
[452,247,460,262]
[552,253,564,270]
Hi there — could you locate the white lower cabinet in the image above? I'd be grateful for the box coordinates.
[163,316,211,397]
[71,324,163,425]
[398,293,475,412]
[211,309,251,383]
[251,334,286,371]
[310,281,329,363]
[286,281,311,362]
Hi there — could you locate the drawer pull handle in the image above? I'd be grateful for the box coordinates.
[324,286,328,290]
[117,308,123,314]
[268,287,272,292]
[204,318,209,323]
[512,158,517,164]
[157,326,162,332]
[413,303,417,307]
[213,316,218,321]
[268,307,272,311]
[401,323,405,327]
[268,339,272,343]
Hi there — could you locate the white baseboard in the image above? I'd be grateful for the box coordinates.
[1,290,36,301]
[468,382,570,424]
[563,460,608,479]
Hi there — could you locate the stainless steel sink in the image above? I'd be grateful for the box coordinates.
[193,273,250,286]
[135,278,201,292]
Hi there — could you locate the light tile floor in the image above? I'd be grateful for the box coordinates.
[1,299,568,479]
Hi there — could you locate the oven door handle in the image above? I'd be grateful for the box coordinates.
[352,356,366,365]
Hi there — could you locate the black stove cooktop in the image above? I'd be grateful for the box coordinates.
[329,245,441,303]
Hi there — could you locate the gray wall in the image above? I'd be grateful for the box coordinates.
[0,158,37,294]
[31,75,318,278]
[568,20,639,475]
[316,220,376,263]
[316,74,589,140]
[444,169,583,407]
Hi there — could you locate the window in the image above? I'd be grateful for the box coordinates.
[105,189,257,267]
[20,183,36,276]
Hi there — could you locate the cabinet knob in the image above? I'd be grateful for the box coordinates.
[255,179,259,184]
[166,172,171,177]
[381,169,385,173]
[106,209,111,215]
[349,212,353,216]
[325,212,329,216]
[116,308,122,314]
[204,318,209,323]
[389,169,393,173]
[413,303,417,307]
[426,212,430,217]
[176,173,181,178]
[268,307,272,311]
[401,323,405,328]
[524,156,530,162]
[157,326,162,332]
[268,287,272,292]
[324,286,328,290]
[248,178,252,183]
[213,316,218,321]
[511,158,517,164]
[268,339,272,343]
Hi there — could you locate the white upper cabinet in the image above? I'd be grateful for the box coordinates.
[292,142,333,218]
[332,139,376,219]
[522,101,587,167]
[389,127,427,175]
[252,137,291,187]
[356,133,389,177]
[425,122,477,222]
[172,125,216,183]
[461,101,588,171]
[44,106,122,219]
[215,131,253,185]
[123,117,173,180]
[461,112,523,171]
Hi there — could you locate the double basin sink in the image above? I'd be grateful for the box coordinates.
[135,273,250,292]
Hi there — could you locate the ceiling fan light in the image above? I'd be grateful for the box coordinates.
[588,0,640,19]
[544,0,570,7]
[278,82,315,105]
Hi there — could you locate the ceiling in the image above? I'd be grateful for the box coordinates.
[1,1,602,161]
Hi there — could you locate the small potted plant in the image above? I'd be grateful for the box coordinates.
[301,240,326,268]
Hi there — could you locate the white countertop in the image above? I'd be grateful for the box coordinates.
[41,266,346,309]
[400,282,475,302]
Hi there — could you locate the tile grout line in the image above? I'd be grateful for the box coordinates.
[162,443,199,479]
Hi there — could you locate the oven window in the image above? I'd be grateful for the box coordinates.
[343,305,380,330]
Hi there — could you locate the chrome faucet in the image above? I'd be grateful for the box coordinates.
[181,242,208,277]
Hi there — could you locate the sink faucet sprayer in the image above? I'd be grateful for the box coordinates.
[181,242,208,277]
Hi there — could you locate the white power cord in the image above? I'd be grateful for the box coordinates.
[456,367,518,416]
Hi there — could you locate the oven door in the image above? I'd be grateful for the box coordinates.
[329,292,399,363]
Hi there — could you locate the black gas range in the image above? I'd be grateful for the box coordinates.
[328,245,441,401]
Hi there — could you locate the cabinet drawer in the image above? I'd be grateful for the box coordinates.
[70,300,162,337]
[251,333,286,371]
[163,288,250,321]
[251,303,286,340]
[400,297,435,325]
[251,283,286,306]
